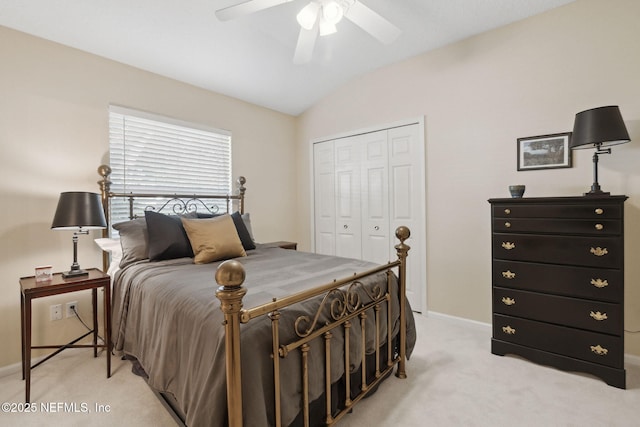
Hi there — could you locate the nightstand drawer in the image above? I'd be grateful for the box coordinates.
[492,203,622,220]
[493,287,621,334]
[493,233,622,268]
[492,218,621,235]
[492,260,623,302]
[493,314,623,368]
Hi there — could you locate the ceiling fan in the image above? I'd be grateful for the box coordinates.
[216,0,401,64]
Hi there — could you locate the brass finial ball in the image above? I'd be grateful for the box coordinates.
[98,164,112,177]
[215,259,246,288]
[237,176,246,186]
[395,226,410,242]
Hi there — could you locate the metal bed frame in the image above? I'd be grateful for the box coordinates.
[97,164,411,427]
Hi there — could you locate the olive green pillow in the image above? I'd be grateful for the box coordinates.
[181,214,246,264]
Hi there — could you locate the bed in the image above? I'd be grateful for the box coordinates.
[97,165,417,427]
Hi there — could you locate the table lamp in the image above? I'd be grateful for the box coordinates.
[51,192,107,278]
[570,105,630,196]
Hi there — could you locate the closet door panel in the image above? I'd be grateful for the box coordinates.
[388,124,424,312]
[335,139,362,259]
[361,131,390,265]
[313,141,336,255]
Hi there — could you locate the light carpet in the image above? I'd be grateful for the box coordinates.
[1,314,638,426]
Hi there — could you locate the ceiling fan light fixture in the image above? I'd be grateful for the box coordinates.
[319,16,337,36]
[322,0,344,25]
[296,2,320,30]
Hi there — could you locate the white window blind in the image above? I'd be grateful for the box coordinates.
[108,106,232,224]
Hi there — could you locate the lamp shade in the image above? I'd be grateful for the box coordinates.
[571,105,630,150]
[51,192,107,230]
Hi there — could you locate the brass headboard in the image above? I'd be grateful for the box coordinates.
[97,164,246,270]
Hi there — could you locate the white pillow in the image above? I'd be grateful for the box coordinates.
[94,238,123,277]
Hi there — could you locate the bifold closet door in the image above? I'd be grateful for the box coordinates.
[334,138,362,259]
[313,141,336,256]
[359,130,390,265]
[313,122,425,312]
[388,125,423,311]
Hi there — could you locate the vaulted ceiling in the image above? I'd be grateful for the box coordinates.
[0,0,575,115]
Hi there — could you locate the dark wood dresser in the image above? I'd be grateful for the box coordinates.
[488,195,627,388]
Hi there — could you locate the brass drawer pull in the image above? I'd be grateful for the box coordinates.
[504,208,511,215]
[591,278,609,288]
[590,345,608,356]
[590,311,608,321]
[595,223,604,230]
[502,242,516,250]
[590,247,608,257]
[595,208,604,215]
[502,325,516,335]
[505,222,511,228]
[502,270,516,279]
[501,297,516,306]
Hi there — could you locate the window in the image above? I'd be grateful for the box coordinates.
[108,106,232,224]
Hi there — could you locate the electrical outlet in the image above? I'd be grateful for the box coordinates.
[65,301,78,318]
[50,304,62,321]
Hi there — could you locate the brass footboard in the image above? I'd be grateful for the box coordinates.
[216,227,411,427]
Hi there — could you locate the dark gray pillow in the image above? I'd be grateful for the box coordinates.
[231,211,256,250]
[112,218,148,268]
[145,210,195,261]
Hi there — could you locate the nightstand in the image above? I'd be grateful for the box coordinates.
[262,241,297,250]
[20,268,111,402]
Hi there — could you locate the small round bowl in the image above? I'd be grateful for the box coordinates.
[509,185,525,198]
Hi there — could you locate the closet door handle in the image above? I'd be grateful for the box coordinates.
[374,226,379,230]
[343,224,348,229]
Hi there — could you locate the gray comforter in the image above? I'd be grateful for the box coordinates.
[112,246,416,427]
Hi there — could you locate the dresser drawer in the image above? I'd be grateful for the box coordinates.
[493,287,621,335]
[492,260,623,302]
[492,203,622,220]
[493,314,623,368]
[492,218,621,235]
[493,233,622,268]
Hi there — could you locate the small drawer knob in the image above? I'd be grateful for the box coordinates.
[501,242,516,250]
[505,222,511,228]
[595,208,604,215]
[595,224,604,230]
[504,208,511,215]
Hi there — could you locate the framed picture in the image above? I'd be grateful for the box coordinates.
[517,132,572,171]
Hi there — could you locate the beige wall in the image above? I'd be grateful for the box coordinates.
[0,26,296,368]
[2,0,640,372]
[296,0,640,355]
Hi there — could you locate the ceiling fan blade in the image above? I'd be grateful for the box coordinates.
[216,0,292,21]
[344,1,401,45]
[293,25,318,64]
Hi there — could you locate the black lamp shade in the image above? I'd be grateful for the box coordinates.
[571,105,630,150]
[51,192,107,230]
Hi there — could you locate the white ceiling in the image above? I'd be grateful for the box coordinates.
[0,0,575,116]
